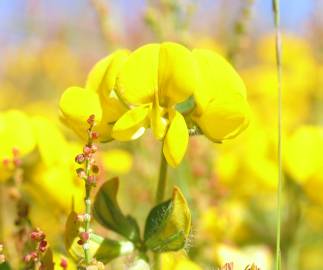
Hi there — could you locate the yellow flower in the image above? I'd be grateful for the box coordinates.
[60,43,249,167]
[191,49,249,142]
[284,125,323,184]
[113,42,196,167]
[59,50,129,141]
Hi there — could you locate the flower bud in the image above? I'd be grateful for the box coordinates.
[83,146,92,156]
[79,232,89,242]
[91,165,99,174]
[0,254,5,264]
[13,158,22,167]
[91,131,99,140]
[76,168,86,179]
[75,154,85,164]
[2,159,10,168]
[87,114,95,126]
[87,175,96,185]
[31,229,45,241]
[60,258,68,269]
[90,145,98,153]
[39,240,47,252]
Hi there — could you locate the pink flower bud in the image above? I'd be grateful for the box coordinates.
[75,154,85,164]
[87,175,96,185]
[91,131,99,140]
[13,158,22,167]
[39,240,47,252]
[31,229,45,241]
[83,146,92,156]
[90,144,98,153]
[24,254,32,263]
[60,258,68,269]
[79,232,89,242]
[2,159,10,167]
[76,168,86,179]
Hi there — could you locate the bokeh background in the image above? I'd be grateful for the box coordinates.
[0,1,323,269]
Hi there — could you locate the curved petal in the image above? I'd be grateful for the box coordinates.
[116,44,160,105]
[158,42,197,106]
[163,111,189,167]
[86,50,130,99]
[112,106,150,141]
[86,50,130,130]
[150,91,168,140]
[193,95,250,142]
[59,87,102,137]
[193,49,247,114]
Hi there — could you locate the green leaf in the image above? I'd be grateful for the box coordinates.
[93,178,140,242]
[64,211,134,264]
[40,248,54,270]
[144,187,191,253]
[0,262,11,270]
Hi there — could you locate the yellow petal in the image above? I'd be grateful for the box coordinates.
[86,50,130,99]
[193,49,247,113]
[193,97,249,142]
[158,42,197,106]
[116,44,159,105]
[59,87,102,137]
[192,49,249,141]
[163,111,188,167]
[150,91,168,140]
[112,106,149,141]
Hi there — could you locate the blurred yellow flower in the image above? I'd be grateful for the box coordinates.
[215,244,272,270]
[0,110,36,181]
[161,251,202,270]
[101,149,133,174]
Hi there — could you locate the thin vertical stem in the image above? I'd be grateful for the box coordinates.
[155,147,168,204]
[0,183,4,243]
[273,0,283,270]
[153,146,168,270]
[83,158,92,264]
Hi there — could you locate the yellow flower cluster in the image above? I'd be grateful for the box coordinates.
[59,42,250,167]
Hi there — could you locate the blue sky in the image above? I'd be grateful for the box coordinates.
[0,0,316,45]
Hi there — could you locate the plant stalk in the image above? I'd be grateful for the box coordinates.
[273,0,283,269]
[155,147,168,204]
[153,146,168,270]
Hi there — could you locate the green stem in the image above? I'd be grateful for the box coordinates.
[83,159,92,264]
[155,147,168,204]
[0,183,4,243]
[273,0,283,270]
[153,146,168,270]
